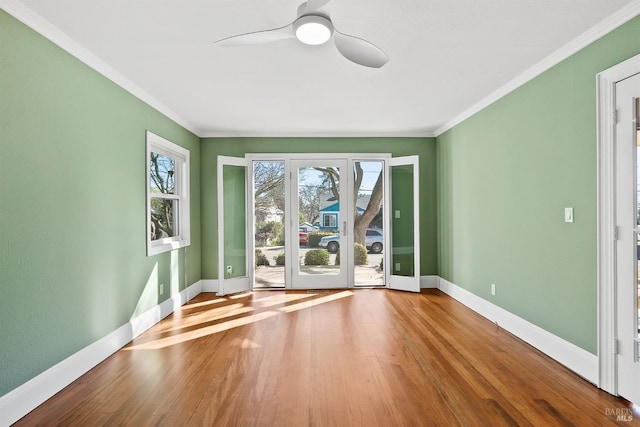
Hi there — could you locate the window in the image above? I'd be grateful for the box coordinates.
[323,213,337,228]
[146,131,190,256]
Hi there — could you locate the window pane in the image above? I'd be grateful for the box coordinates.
[150,198,178,240]
[150,152,176,194]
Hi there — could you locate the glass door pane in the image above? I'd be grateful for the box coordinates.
[392,164,414,276]
[253,160,286,288]
[217,156,250,296]
[223,164,247,278]
[353,160,385,286]
[291,159,347,288]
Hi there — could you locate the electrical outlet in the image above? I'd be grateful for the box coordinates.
[160,284,164,295]
[491,284,496,296]
[226,265,233,275]
[395,263,401,271]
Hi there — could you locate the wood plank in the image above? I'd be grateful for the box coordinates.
[14,289,640,426]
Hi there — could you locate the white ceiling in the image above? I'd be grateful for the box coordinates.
[6,0,638,137]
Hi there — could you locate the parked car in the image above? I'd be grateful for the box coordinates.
[299,231,309,245]
[318,228,384,253]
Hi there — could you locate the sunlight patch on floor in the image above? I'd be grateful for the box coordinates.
[124,291,354,350]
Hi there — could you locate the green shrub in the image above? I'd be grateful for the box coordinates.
[255,221,284,246]
[354,243,368,265]
[308,232,337,248]
[304,249,330,265]
[255,249,269,267]
[274,252,286,266]
[335,243,368,266]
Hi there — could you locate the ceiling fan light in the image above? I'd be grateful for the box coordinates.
[294,15,333,45]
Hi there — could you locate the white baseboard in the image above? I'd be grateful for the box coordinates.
[201,279,219,293]
[420,275,439,288]
[437,277,599,385]
[0,280,203,427]
[130,280,202,337]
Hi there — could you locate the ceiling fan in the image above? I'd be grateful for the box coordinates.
[213,0,389,68]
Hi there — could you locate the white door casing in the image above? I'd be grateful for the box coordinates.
[597,52,640,402]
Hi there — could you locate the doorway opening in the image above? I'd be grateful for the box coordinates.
[252,158,385,288]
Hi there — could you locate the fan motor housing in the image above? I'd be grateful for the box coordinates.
[293,15,334,45]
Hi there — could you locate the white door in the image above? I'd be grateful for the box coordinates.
[614,72,640,405]
[388,156,420,292]
[290,159,349,288]
[217,156,251,296]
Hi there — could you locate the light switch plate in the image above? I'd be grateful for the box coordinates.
[395,210,401,219]
[565,207,574,223]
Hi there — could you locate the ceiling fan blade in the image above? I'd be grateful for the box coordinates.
[301,0,332,14]
[334,31,389,68]
[213,23,295,47]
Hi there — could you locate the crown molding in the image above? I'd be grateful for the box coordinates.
[199,130,437,138]
[1,0,202,136]
[434,0,640,137]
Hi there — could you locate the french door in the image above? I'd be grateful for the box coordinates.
[388,156,420,292]
[290,159,348,288]
[614,72,640,405]
[219,154,420,292]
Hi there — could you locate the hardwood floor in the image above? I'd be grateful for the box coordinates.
[15,289,639,426]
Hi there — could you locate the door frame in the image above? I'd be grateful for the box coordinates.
[596,52,640,394]
[246,153,394,289]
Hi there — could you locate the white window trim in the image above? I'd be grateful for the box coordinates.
[146,131,191,256]
[323,213,338,228]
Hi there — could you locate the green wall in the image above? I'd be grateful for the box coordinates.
[0,10,201,397]
[437,16,640,354]
[200,138,437,279]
